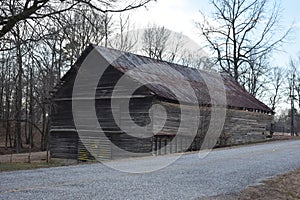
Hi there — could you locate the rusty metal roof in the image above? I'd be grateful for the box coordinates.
[94,46,272,113]
[59,45,272,113]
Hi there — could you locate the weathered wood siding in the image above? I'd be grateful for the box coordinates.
[222,109,273,145]
[150,100,273,155]
[151,100,212,154]
[95,97,154,160]
[50,65,154,160]
[50,131,78,159]
[51,61,273,160]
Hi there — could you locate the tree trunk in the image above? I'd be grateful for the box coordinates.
[41,108,47,151]
[14,39,23,153]
[4,68,12,149]
[29,67,34,148]
[24,81,29,144]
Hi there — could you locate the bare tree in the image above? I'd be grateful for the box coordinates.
[0,0,155,154]
[296,56,300,110]
[268,67,284,111]
[165,33,185,63]
[240,53,270,97]
[0,52,6,119]
[109,14,138,52]
[180,49,215,70]
[13,25,24,153]
[61,6,110,65]
[197,0,291,82]
[296,78,300,110]
[0,0,154,38]
[142,24,171,60]
[1,49,14,148]
[142,24,193,63]
[287,59,298,136]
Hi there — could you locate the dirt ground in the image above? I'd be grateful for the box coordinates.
[238,168,300,200]
[200,168,300,200]
[272,133,300,141]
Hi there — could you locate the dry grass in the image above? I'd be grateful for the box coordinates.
[0,151,72,172]
[0,151,48,163]
[0,161,69,172]
[238,168,300,200]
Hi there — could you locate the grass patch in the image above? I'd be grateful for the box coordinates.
[0,161,70,172]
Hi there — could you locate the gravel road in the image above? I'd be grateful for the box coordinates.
[1,140,300,200]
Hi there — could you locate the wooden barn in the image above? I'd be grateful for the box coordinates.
[50,45,273,161]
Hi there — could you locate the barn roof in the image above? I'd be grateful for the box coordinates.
[61,45,273,113]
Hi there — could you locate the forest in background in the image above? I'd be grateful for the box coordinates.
[0,0,299,154]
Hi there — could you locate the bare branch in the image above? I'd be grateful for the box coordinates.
[0,0,155,38]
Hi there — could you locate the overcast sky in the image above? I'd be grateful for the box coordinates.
[129,0,300,68]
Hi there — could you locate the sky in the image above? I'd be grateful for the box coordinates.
[128,0,300,68]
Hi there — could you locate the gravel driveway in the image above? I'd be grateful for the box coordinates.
[1,140,300,200]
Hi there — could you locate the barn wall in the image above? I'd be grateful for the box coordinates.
[50,64,155,160]
[223,109,273,145]
[50,131,78,159]
[51,61,273,160]
[51,100,75,129]
[151,100,212,154]
[151,100,273,154]
[51,96,273,160]
[96,97,154,160]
